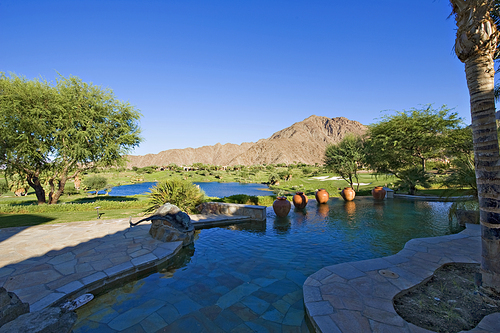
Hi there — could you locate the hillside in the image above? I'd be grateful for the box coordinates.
[126,115,367,167]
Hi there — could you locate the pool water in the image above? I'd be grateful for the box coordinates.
[74,198,462,332]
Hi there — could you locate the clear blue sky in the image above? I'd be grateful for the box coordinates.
[1,1,478,156]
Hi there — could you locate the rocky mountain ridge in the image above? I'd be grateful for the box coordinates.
[126,115,367,167]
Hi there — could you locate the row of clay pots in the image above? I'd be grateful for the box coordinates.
[273,189,330,217]
[341,186,387,201]
[273,186,387,216]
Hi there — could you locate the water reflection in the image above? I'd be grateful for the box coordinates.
[344,201,356,215]
[223,221,267,234]
[373,200,385,221]
[273,216,291,234]
[294,208,308,226]
[317,203,330,218]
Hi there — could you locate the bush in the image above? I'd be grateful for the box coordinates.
[145,179,205,214]
[83,176,108,195]
[63,183,80,196]
[0,180,9,196]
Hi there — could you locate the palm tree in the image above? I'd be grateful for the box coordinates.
[449,0,500,293]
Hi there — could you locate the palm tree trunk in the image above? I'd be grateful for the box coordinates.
[451,0,500,293]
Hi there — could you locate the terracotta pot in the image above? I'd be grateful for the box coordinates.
[341,187,356,201]
[372,186,386,200]
[315,189,329,204]
[292,192,308,209]
[273,197,291,217]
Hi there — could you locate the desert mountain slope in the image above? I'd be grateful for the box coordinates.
[228,115,366,165]
[126,115,366,167]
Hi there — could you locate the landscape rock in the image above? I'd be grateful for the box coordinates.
[0,307,76,333]
[149,203,194,246]
[0,288,29,327]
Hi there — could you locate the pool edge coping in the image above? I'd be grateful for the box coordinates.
[302,223,499,333]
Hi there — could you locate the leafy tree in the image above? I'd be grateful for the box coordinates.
[83,176,108,195]
[324,134,364,190]
[450,0,500,292]
[365,105,461,172]
[268,172,280,185]
[0,180,8,196]
[364,106,461,193]
[0,73,142,204]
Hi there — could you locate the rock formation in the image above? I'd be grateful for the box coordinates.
[0,288,29,328]
[126,115,367,167]
[148,203,195,246]
[0,307,76,333]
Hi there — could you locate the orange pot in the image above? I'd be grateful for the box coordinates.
[273,197,291,217]
[293,192,308,209]
[341,187,356,201]
[315,189,329,204]
[372,186,386,200]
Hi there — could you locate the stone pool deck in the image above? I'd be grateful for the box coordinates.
[303,223,500,333]
[0,213,252,314]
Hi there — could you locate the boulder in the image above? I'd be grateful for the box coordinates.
[0,307,76,333]
[0,288,29,327]
[149,203,194,246]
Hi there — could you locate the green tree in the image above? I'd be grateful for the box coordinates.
[0,73,142,204]
[0,180,8,196]
[364,105,461,193]
[83,176,108,195]
[324,134,364,190]
[449,0,500,292]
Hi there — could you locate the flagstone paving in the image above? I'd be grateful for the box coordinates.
[303,223,500,333]
[0,214,248,314]
[1,212,499,332]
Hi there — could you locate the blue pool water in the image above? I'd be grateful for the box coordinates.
[104,182,270,197]
[74,198,462,332]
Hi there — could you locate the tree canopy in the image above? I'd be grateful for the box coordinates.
[363,105,462,194]
[0,72,142,204]
[364,105,462,173]
[324,134,363,190]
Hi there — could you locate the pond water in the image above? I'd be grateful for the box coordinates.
[74,198,461,332]
[104,181,270,197]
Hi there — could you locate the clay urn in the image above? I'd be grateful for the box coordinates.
[372,186,386,200]
[273,197,291,217]
[292,191,308,209]
[341,187,356,201]
[315,189,329,204]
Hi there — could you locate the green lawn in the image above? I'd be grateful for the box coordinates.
[0,168,471,229]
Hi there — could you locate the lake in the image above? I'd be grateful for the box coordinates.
[106,181,271,197]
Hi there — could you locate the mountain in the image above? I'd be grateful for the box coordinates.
[126,115,367,167]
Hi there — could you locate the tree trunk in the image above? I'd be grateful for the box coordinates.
[48,169,79,204]
[466,55,500,293]
[451,0,500,293]
[26,173,46,205]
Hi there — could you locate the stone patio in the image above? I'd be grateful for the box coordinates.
[303,223,500,332]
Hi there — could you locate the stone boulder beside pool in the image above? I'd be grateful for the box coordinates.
[145,203,195,246]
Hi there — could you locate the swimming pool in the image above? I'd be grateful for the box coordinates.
[73,197,462,332]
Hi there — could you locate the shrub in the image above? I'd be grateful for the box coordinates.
[83,176,108,195]
[0,180,9,196]
[145,179,205,214]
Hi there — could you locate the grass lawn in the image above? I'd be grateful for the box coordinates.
[0,168,472,229]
